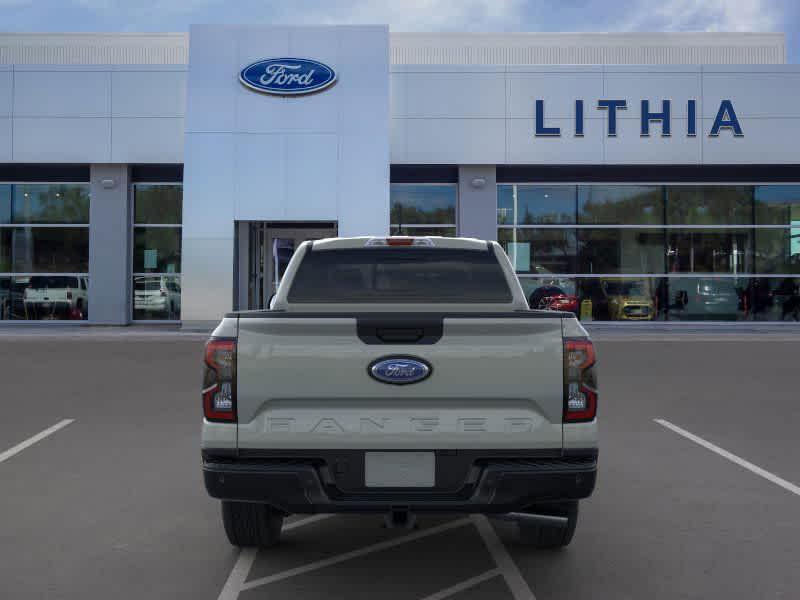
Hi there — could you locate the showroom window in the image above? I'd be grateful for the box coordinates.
[0,183,90,321]
[132,184,182,321]
[498,184,800,321]
[390,183,457,237]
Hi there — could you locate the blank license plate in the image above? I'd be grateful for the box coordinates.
[365,452,435,488]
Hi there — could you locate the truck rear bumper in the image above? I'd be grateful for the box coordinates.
[202,449,597,514]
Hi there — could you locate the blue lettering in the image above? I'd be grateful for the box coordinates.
[709,99,743,136]
[597,100,627,136]
[575,100,584,136]
[641,99,671,137]
[535,100,560,136]
[687,100,697,136]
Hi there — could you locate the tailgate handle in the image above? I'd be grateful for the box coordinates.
[376,328,424,343]
[357,318,443,345]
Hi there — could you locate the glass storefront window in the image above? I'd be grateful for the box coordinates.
[390,226,457,237]
[1,228,90,273]
[666,186,752,225]
[133,227,181,273]
[746,277,800,321]
[1,184,90,224]
[498,228,577,274]
[497,185,575,225]
[666,229,753,274]
[578,229,665,274]
[390,184,456,229]
[132,184,182,320]
[133,185,182,225]
[755,229,800,274]
[518,277,578,311]
[755,185,800,225]
[578,185,663,225]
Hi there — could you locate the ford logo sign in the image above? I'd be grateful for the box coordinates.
[368,356,432,385]
[239,57,337,96]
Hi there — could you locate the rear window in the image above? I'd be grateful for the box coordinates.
[29,276,79,289]
[287,247,513,304]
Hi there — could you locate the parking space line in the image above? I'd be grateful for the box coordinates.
[216,514,333,600]
[655,418,800,497]
[240,518,472,591]
[472,516,535,600]
[0,419,75,465]
[417,568,502,600]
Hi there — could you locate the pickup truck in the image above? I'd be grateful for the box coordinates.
[202,236,598,549]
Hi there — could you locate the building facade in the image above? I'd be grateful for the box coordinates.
[0,28,798,325]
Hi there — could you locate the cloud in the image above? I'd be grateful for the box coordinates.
[276,0,525,31]
[622,0,781,32]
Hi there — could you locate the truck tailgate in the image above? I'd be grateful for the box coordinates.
[236,315,564,450]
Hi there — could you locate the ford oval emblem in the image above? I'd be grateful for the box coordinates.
[368,356,432,385]
[239,57,337,96]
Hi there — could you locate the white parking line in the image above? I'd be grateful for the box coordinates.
[241,518,472,591]
[417,569,501,600]
[0,419,75,464]
[216,514,333,600]
[655,418,800,497]
[472,516,536,600]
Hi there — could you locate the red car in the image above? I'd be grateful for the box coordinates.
[528,285,579,313]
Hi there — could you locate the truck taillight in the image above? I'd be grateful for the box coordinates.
[563,338,597,422]
[203,338,236,422]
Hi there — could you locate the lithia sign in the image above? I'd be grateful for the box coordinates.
[535,99,743,138]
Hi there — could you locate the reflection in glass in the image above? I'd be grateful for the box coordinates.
[578,229,664,274]
[0,275,89,320]
[1,228,89,273]
[755,185,800,225]
[4,184,90,224]
[133,275,181,320]
[666,186,752,225]
[498,228,577,274]
[755,229,800,274]
[666,229,752,274]
[498,185,576,225]
[578,185,663,225]
[749,277,800,321]
[134,185,183,225]
[133,227,181,273]
[390,226,457,237]
[390,184,456,225]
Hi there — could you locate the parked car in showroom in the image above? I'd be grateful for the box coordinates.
[598,278,655,321]
[528,284,579,313]
[201,236,598,550]
[23,275,88,320]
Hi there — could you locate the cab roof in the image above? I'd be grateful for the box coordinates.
[310,236,491,251]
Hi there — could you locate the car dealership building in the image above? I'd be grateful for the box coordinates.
[0,27,798,326]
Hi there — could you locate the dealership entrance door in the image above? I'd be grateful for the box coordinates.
[237,222,337,310]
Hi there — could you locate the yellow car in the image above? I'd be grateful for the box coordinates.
[600,279,655,321]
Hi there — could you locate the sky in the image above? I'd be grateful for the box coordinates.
[0,0,797,62]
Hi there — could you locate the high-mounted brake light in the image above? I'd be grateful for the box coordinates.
[365,237,434,247]
[563,338,597,422]
[203,338,236,422]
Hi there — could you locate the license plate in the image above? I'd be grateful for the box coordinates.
[365,452,435,488]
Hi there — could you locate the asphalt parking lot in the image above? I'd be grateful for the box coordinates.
[1,329,799,600]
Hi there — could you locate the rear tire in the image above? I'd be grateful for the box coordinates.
[516,501,579,549]
[221,501,284,548]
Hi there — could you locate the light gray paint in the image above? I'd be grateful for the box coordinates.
[88,164,130,325]
[458,166,497,241]
[181,25,390,322]
[0,65,185,163]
